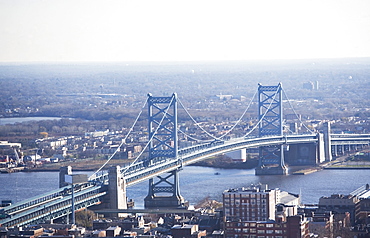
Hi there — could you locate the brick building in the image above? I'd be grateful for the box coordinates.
[223,184,309,238]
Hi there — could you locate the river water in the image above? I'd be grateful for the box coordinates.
[0,166,368,208]
[0,117,65,125]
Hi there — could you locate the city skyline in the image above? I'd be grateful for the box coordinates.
[1,0,370,63]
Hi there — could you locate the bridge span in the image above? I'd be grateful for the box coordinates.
[1,84,370,228]
[1,133,369,228]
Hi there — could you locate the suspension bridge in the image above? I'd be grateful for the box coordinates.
[1,83,369,228]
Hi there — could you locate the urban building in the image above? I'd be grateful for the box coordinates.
[226,149,246,163]
[170,224,206,238]
[352,184,370,225]
[319,194,357,224]
[222,184,309,238]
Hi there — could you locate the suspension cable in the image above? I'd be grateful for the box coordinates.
[243,84,281,137]
[177,98,220,140]
[89,98,148,180]
[121,96,175,174]
[217,89,258,140]
[177,89,258,141]
[178,128,214,143]
[282,87,315,134]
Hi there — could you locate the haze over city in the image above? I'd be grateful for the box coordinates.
[1,0,370,62]
[2,1,370,237]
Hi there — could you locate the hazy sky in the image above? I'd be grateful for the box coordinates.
[1,0,370,62]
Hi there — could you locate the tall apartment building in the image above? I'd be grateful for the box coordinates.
[223,184,309,238]
[223,184,276,222]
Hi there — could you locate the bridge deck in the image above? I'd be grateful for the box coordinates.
[1,134,369,228]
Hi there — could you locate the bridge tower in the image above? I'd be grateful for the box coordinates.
[144,93,185,208]
[256,83,288,175]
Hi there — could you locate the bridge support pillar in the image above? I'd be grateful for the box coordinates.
[323,121,332,161]
[145,93,186,208]
[144,169,185,208]
[256,83,287,175]
[284,137,325,165]
[256,145,288,175]
[332,145,337,157]
[107,165,127,217]
[317,133,326,164]
[59,166,72,188]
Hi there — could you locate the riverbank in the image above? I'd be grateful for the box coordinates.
[23,157,132,172]
[17,154,370,174]
[0,167,25,173]
[324,161,370,170]
[291,167,322,175]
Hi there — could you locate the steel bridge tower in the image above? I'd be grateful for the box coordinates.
[144,93,185,208]
[256,83,288,175]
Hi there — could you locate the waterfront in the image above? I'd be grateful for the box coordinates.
[0,166,368,208]
[0,117,66,125]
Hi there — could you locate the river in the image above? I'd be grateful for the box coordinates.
[0,166,368,208]
[0,117,65,125]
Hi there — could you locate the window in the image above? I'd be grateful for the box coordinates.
[257,230,265,234]
[257,224,265,227]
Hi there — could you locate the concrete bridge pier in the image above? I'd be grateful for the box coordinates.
[284,134,325,166]
[59,166,72,188]
[255,145,288,175]
[317,133,326,164]
[323,121,332,161]
[144,169,185,208]
[332,145,338,157]
[107,165,127,217]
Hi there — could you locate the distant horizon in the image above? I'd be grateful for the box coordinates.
[1,1,369,62]
[1,56,370,66]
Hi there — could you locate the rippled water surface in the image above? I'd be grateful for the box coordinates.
[0,167,368,208]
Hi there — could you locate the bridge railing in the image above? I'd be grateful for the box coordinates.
[1,184,105,228]
[119,134,319,185]
[3,132,368,228]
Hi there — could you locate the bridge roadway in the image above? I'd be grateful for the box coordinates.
[330,134,370,145]
[1,134,369,228]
